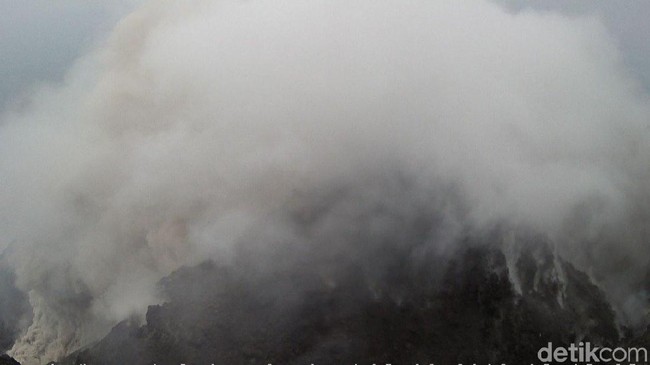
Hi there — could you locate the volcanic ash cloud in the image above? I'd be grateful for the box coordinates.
[1,1,650,363]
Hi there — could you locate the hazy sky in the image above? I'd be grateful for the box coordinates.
[1,1,650,111]
[0,0,141,109]
[497,0,650,89]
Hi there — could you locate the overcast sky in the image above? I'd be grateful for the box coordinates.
[1,0,649,111]
[497,0,650,89]
[0,0,141,109]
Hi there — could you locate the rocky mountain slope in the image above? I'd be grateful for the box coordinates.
[51,232,630,365]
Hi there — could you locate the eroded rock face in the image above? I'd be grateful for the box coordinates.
[60,231,624,365]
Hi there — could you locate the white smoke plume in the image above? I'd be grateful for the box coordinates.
[1,1,649,363]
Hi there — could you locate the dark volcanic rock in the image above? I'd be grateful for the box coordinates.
[63,230,623,365]
[0,354,20,365]
[0,265,31,353]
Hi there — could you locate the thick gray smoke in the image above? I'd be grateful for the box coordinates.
[1,1,650,363]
